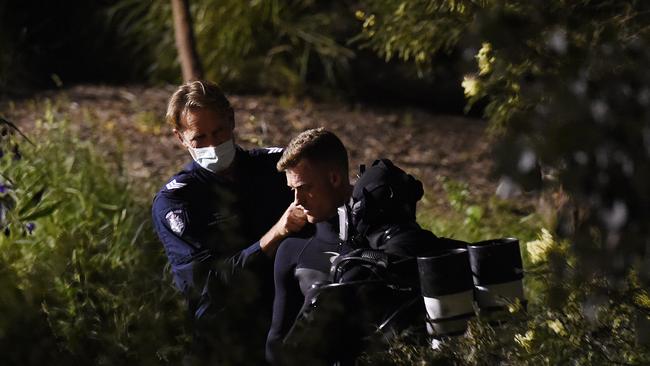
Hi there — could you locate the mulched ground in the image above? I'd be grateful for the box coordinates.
[2,84,502,212]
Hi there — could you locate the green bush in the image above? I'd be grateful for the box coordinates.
[360,228,650,365]
[359,0,650,283]
[357,1,650,363]
[107,0,356,95]
[0,1,155,92]
[0,107,186,365]
[418,177,540,243]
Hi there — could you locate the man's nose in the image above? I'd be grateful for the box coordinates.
[294,190,306,207]
[204,136,220,148]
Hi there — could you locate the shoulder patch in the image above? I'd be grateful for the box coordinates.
[166,179,187,191]
[165,209,186,235]
[266,147,283,154]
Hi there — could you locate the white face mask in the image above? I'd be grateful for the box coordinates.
[187,139,236,173]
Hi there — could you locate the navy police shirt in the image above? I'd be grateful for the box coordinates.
[152,145,292,320]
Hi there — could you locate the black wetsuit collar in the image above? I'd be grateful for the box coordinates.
[314,217,340,244]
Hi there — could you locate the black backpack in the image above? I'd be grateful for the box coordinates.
[346,159,425,250]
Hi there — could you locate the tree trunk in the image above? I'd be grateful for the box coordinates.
[171,0,204,82]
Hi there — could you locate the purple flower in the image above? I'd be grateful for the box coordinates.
[26,222,35,234]
[0,184,6,194]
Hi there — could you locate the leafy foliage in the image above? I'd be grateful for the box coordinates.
[0,0,157,92]
[355,1,482,70]
[107,0,357,94]
[0,108,186,365]
[1,1,466,107]
[365,0,650,294]
[418,177,539,243]
[360,0,650,278]
[358,0,650,362]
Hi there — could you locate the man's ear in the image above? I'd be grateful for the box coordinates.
[329,169,342,188]
[174,129,188,148]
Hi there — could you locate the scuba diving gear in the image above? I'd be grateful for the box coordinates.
[348,159,424,249]
[468,238,526,318]
[418,248,475,340]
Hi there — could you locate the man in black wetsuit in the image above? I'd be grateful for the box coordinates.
[266,131,457,365]
[152,80,307,364]
[266,128,354,365]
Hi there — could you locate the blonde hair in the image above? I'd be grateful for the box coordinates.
[166,80,233,130]
[277,128,348,173]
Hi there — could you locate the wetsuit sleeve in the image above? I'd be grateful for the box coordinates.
[266,239,304,365]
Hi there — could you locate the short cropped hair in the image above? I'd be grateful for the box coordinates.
[166,80,234,131]
[277,128,348,173]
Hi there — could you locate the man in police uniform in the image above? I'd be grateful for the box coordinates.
[152,80,306,364]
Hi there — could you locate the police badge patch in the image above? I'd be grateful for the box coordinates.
[165,210,186,235]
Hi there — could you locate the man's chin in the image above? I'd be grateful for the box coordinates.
[306,215,320,224]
